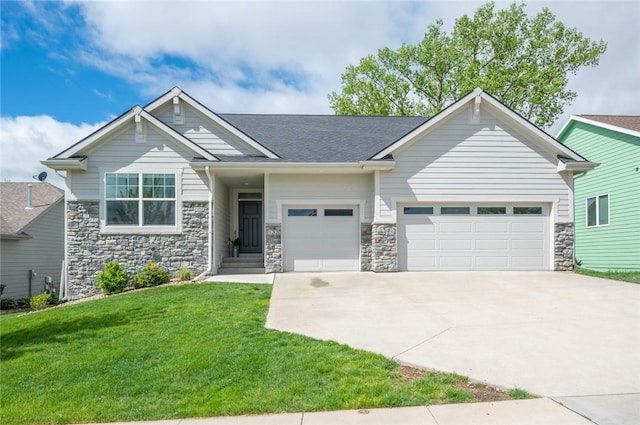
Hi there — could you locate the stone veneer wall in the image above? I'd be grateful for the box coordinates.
[554,222,575,271]
[360,223,372,271]
[371,223,397,272]
[66,201,209,299]
[265,224,282,273]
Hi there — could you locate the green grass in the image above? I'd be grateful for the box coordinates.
[508,388,530,399]
[576,268,640,284]
[1,283,488,424]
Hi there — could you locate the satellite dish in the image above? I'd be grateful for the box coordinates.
[33,172,48,182]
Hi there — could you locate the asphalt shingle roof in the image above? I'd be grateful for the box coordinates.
[579,115,640,133]
[0,182,63,238]
[218,114,429,162]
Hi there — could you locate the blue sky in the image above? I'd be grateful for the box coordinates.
[1,1,639,187]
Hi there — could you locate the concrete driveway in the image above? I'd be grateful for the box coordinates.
[265,271,640,425]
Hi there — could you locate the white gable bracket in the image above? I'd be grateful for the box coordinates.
[172,96,184,125]
[471,94,481,124]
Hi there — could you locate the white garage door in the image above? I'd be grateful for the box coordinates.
[283,206,359,272]
[398,205,549,271]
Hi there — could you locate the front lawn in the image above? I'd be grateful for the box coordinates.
[576,268,640,284]
[1,283,507,424]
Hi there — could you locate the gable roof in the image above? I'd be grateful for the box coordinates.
[43,106,217,168]
[557,115,640,139]
[0,182,64,239]
[372,88,589,162]
[145,87,279,159]
[219,114,428,162]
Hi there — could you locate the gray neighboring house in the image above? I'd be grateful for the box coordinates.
[43,87,597,300]
[0,182,64,300]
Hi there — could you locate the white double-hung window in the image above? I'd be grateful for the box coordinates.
[105,173,176,227]
[586,194,609,227]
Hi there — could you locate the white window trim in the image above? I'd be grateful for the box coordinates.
[100,170,182,234]
[585,193,610,228]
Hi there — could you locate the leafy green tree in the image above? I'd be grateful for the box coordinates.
[328,2,606,128]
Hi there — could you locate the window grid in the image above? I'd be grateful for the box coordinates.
[105,173,176,226]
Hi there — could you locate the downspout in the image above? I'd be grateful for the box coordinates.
[55,170,68,300]
[195,166,214,280]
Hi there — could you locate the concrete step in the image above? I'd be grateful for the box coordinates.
[223,256,264,263]
[220,262,264,269]
[217,267,266,275]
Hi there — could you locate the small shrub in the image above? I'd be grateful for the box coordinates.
[30,293,58,310]
[0,298,17,310]
[133,262,170,289]
[97,261,129,294]
[176,268,193,281]
[16,297,31,308]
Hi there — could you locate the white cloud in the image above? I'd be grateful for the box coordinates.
[0,116,104,188]
[2,0,638,186]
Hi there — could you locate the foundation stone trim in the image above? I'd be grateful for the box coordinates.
[371,223,397,272]
[265,223,282,273]
[66,201,209,299]
[554,222,575,271]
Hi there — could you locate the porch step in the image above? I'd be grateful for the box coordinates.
[218,254,265,275]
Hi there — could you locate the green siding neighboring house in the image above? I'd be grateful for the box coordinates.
[557,115,640,271]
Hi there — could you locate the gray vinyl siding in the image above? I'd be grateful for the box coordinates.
[379,108,570,220]
[0,202,64,300]
[268,174,373,221]
[214,175,230,271]
[68,125,209,201]
[153,103,259,156]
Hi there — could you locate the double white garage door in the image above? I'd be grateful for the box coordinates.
[399,204,550,271]
[282,204,550,272]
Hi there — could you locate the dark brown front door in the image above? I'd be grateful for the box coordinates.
[239,201,262,253]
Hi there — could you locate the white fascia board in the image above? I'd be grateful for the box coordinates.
[54,109,137,158]
[145,88,279,159]
[372,89,481,159]
[138,110,217,161]
[359,160,395,170]
[557,115,640,139]
[41,157,89,171]
[190,161,371,173]
[557,160,599,173]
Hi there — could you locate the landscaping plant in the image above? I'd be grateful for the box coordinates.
[96,260,129,294]
[177,268,193,281]
[132,262,170,288]
[29,292,58,310]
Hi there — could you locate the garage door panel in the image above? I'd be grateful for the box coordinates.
[439,239,472,250]
[439,223,473,233]
[439,256,473,268]
[476,239,509,250]
[476,256,509,268]
[400,204,549,271]
[511,222,545,233]
[512,239,544,249]
[475,222,509,233]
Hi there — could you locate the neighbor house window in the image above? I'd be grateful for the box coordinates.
[106,173,176,226]
[586,194,609,227]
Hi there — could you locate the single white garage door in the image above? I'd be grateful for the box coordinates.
[398,204,549,271]
[283,205,359,272]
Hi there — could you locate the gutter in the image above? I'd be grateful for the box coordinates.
[195,166,214,281]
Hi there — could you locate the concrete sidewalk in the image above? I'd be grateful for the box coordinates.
[80,398,594,425]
